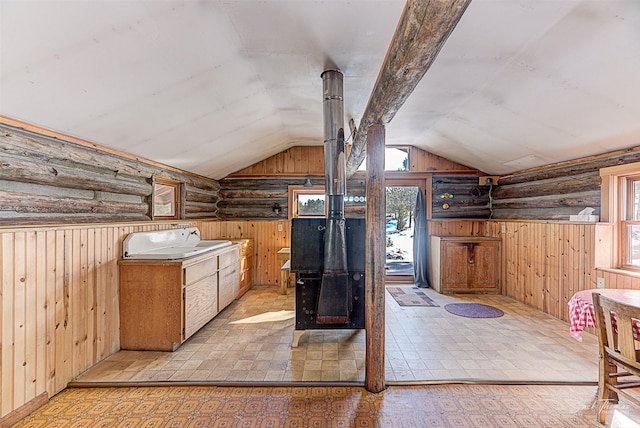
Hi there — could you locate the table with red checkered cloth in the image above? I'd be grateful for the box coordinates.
[568,288,640,341]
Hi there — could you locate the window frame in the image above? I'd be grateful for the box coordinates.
[620,175,640,270]
[600,163,640,272]
[357,145,411,172]
[152,177,182,220]
[288,186,327,220]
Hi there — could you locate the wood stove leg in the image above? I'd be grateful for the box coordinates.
[292,330,305,348]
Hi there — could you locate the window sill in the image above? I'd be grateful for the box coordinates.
[596,267,640,279]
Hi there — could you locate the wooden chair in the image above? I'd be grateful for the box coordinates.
[592,292,640,424]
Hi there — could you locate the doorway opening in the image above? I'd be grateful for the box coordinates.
[385,184,420,280]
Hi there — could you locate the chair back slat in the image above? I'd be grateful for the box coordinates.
[592,291,640,424]
[593,292,640,363]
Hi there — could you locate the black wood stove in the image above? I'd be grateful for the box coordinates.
[290,69,366,346]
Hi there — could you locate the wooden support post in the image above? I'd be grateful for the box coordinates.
[365,124,386,393]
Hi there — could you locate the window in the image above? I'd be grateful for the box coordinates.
[288,186,326,219]
[601,162,640,271]
[357,147,409,171]
[153,178,181,219]
[621,175,640,268]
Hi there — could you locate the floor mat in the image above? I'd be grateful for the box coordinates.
[444,303,504,318]
[387,286,438,307]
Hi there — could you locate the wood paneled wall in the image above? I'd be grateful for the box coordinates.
[229,145,476,177]
[229,146,325,176]
[431,219,601,323]
[0,123,220,225]
[198,220,291,286]
[595,269,640,290]
[0,221,188,419]
[408,146,475,172]
[485,221,598,322]
[0,218,310,419]
[0,216,614,420]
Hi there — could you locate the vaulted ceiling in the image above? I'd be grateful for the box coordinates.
[2,1,639,180]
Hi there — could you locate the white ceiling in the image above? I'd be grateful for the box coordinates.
[2,0,639,179]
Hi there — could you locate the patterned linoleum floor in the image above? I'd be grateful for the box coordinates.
[12,384,620,427]
[72,284,600,385]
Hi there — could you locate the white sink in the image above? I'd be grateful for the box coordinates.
[122,228,233,260]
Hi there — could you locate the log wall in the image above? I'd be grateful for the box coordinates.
[431,174,489,219]
[492,146,640,220]
[218,177,367,219]
[220,146,484,220]
[0,123,220,225]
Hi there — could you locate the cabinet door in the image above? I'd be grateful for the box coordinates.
[184,275,218,339]
[442,242,471,290]
[219,264,239,311]
[471,242,500,290]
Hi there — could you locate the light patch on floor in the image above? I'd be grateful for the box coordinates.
[230,310,295,324]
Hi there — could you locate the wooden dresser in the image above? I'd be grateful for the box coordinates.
[118,244,239,351]
[429,236,501,294]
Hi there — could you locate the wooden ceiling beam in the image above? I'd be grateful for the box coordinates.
[345,0,472,178]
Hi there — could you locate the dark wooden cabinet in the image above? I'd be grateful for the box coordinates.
[429,236,501,294]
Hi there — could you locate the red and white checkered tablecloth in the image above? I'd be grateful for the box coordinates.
[568,288,640,341]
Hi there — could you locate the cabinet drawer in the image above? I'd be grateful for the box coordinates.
[219,248,238,270]
[184,258,216,285]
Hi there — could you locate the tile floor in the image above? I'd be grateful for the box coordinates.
[73,283,600,385]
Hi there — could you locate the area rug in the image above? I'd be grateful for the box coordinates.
[387,286,438,307]
[444,303,504,318]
